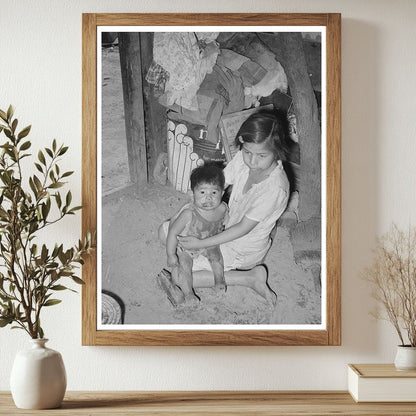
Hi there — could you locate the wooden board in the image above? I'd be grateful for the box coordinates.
[350,364,416,378]
[1,391,416,415]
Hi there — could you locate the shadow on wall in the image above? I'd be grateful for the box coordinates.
[341,19,381,355]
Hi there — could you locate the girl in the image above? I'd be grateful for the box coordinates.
[158,110,290,306]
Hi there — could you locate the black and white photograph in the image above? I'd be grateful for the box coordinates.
[98,27,326,330]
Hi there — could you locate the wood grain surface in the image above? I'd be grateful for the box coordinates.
[82,13,98,347]
[2,391,416,415]
[350,364,416,378]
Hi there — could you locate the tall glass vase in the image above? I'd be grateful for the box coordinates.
[10,339,67,409]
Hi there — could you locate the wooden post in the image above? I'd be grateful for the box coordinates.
[139,33,167,179]
[259,32,321,222]
[118,32,147,185]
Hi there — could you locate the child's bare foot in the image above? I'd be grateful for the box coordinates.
[214,282,227,292]
[157,269,185,307]
[250,265,277,306]
[184,293,200,306]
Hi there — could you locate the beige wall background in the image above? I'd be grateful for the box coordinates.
[1,0,415,390]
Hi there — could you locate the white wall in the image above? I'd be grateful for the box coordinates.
[1,0,416,391]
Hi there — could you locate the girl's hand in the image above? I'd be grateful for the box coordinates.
[177,235,202,250]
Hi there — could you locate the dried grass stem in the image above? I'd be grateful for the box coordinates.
[363,224,416,347]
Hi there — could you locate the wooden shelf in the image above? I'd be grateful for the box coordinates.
[2,391,416,415]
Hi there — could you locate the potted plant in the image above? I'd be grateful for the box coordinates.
[0,105,94,408]
[363,223,416,370]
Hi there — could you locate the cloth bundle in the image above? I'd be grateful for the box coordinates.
[146,34,289,145]
[151,32,220,111]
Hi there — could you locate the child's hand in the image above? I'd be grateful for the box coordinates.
[177,235,201,250]
[167,253,179,267]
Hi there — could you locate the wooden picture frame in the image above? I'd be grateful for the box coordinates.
[82,13,341,346]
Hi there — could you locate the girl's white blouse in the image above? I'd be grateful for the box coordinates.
[220,150,290,270]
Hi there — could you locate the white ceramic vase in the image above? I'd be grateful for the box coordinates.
[394,345,416,371]
[10,338,67,409]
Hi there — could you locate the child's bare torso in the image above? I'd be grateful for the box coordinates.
[182,202,227,258]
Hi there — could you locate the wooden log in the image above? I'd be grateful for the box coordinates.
[118,32,147,185]
[259,33,321,221]
[139,32,167,178]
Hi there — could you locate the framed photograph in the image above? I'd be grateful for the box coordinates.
[82,13,341,346]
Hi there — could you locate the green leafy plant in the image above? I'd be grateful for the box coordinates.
[363,223,416,347]
[0,105,94,338]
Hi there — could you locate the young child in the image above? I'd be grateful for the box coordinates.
[158,110,290,307]
[159,164,228,305]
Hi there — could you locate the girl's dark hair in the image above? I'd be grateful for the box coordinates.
[235,110,290,161]
[190,163,225,191]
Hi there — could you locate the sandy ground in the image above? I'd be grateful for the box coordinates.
[100,45,321,326]
[101,46,130,195]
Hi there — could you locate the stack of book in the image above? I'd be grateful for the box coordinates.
[348,364,416,402]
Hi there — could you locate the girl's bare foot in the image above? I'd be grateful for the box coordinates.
[250,265,277,306]
[184,293,201,306]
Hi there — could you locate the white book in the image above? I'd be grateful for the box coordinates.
[348,364,416,402]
